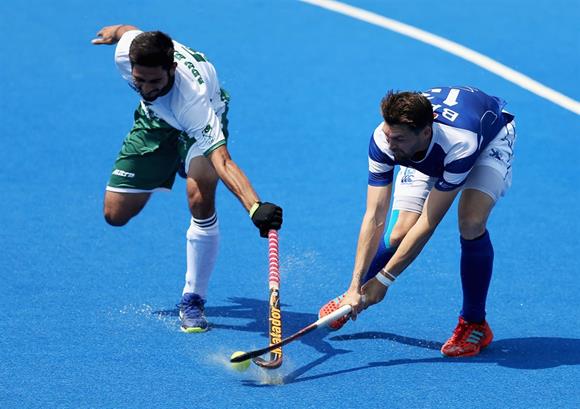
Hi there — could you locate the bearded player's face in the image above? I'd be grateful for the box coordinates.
[131,64,175,102]
[382,123,430,161]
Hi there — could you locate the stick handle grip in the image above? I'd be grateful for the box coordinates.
[315,304,352,327]
[268,230,280,290]
[314,295,366,328]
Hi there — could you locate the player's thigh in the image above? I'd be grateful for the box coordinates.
[107,107,182,193]
[459,164,508,237]
[185,148,219,218]
[390,167,434,245]
[392,167,436,213]
[459,162,509,238]
[181,94,228,217]
[459,120,516,238]
[105,145,178,224]
[458,188,495,239]
[464,119,515,201]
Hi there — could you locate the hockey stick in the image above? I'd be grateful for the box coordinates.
[252,229,283,369]
[231,304,352,364]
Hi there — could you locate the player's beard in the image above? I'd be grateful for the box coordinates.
[141,72,175,102]
[392,149,410,162]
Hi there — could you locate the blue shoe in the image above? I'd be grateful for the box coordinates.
[178,293,208,333]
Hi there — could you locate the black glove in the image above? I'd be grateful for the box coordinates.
[250,202,283,238]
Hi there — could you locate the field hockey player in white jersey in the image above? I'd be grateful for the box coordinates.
[319,86,515,358]
[92,25,283,333]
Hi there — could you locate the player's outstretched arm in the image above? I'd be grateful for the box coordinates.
[340,184,392,318]
[208,145,282,237]
[91,24,139,45]
[351,187,459,317]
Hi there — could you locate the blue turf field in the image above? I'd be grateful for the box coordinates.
[1,1,579,408]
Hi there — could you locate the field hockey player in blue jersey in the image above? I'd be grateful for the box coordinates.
[92,25,282,333]
[319,86,516,358]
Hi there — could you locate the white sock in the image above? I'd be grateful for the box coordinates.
[183,214,219,300]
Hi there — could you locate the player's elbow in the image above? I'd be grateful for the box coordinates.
[364,212,385,231]
[365,206,389,230]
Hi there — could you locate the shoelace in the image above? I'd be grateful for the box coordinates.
[449,322,472,343]
[177,299,204,318]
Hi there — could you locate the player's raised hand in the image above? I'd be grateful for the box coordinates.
[91,25,122,45]
[91,24,138,45]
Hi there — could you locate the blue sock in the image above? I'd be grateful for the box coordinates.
[362,210,399,284]
[363,238,396,284]
[460,230,494,323]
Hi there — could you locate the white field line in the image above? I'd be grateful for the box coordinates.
[300,0,580,115]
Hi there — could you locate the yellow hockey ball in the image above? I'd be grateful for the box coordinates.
[230,351,251,372]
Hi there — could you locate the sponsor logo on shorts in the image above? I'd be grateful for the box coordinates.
[112,169,135,178]
[500,133,514,150]
[202,124,213,136]
[401,168,415,184]
[489,148,503,162]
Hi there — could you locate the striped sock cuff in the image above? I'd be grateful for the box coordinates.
[192,213,218,229]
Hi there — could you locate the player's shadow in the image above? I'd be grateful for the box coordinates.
[275,332,580,385]
[330,331,580,369]
[154,301,579,386]
[153,296,351,358]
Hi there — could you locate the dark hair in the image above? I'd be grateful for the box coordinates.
[129,31,174,70]
[380,91,433,131]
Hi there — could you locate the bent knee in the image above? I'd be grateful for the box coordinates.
[386,210,421,248]
[388,219,416,247]
[388,226,407,248]
[103,191,149,226]
[459,217,487,239]
[104,212,130,227]
[104,206,132,227]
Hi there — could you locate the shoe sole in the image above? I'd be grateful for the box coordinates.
[440,340,492,358]
[180,326,208,334]
[179,310,208,333]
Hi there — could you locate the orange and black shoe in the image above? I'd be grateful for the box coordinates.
[318,293,349,331]
[441,317,493,357]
